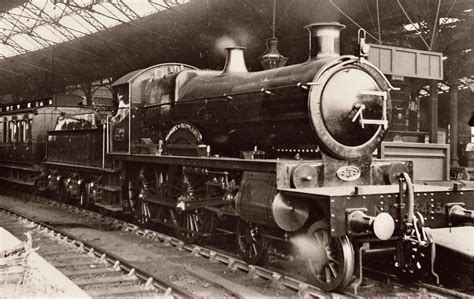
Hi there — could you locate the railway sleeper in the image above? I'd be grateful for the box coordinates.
[60,267,120,278]
[87,285,160,298]
[73,274,138,289]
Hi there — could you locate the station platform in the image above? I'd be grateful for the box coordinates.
[431,226,473,261]
[0,227,90,298]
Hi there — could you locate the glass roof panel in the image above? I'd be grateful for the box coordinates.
[0,0,189,59]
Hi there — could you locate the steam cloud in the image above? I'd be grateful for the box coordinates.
[214,35,238,56]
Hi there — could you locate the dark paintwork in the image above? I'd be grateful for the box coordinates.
[121,56,389,159]
[47,128,110,169]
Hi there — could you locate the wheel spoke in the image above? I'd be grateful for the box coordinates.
[328,261,338,278]
[185,214,190,231]
[315,231,326,246]
[193,213,199,232]
[328,256,339,265]
[247,243,254,257]
[252,243,258,257]
[322,230,329,244]
[325,266,331,283]
[188,214,193,231]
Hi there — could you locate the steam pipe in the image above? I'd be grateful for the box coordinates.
[401,172,414,223]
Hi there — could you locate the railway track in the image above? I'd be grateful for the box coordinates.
[1,191,472,298]
[0,208,195,298]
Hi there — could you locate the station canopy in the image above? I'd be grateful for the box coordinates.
[0,0,186,57]
[0,0,472,100]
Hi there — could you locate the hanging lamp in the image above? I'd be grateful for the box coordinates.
[258,0,288,70]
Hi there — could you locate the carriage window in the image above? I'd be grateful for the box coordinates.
[9,121,17,143]
[23,119,31,143]
[3,121,7,143]
[0,122,3,143]
[18,121,24,143]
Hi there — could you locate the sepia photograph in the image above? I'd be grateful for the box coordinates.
[0,0,472,297]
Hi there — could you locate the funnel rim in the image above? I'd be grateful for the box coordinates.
[304,22,346,31]
[224,46,247,50]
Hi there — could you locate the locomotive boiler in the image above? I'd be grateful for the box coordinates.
[134,23,391,162]
[96,22,474,292]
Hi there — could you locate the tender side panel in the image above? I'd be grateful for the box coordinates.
[47,128,110,168]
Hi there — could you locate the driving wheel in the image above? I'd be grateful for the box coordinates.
[169,167,216,244]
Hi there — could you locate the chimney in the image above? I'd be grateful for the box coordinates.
[220,47,248,76]
[304,22,346,60]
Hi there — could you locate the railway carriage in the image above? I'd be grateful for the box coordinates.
[0,94,93,190]
[40,22,474,292]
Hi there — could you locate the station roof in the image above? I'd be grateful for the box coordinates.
[0,0,472,100]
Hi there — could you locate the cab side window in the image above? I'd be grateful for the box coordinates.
[144,77,171,106]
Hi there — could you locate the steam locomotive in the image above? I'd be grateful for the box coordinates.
[37,22,473,292]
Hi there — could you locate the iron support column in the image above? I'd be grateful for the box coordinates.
[449,82,459,167]
[429,80,438,143]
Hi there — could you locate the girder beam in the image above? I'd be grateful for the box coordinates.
[108,1,140,21]
[26,2,78,42]
[1,13,56,48]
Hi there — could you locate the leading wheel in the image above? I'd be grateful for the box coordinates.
[306,220,354,291]
[236,220,269,265]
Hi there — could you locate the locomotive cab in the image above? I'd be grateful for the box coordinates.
[109,64,198,155]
